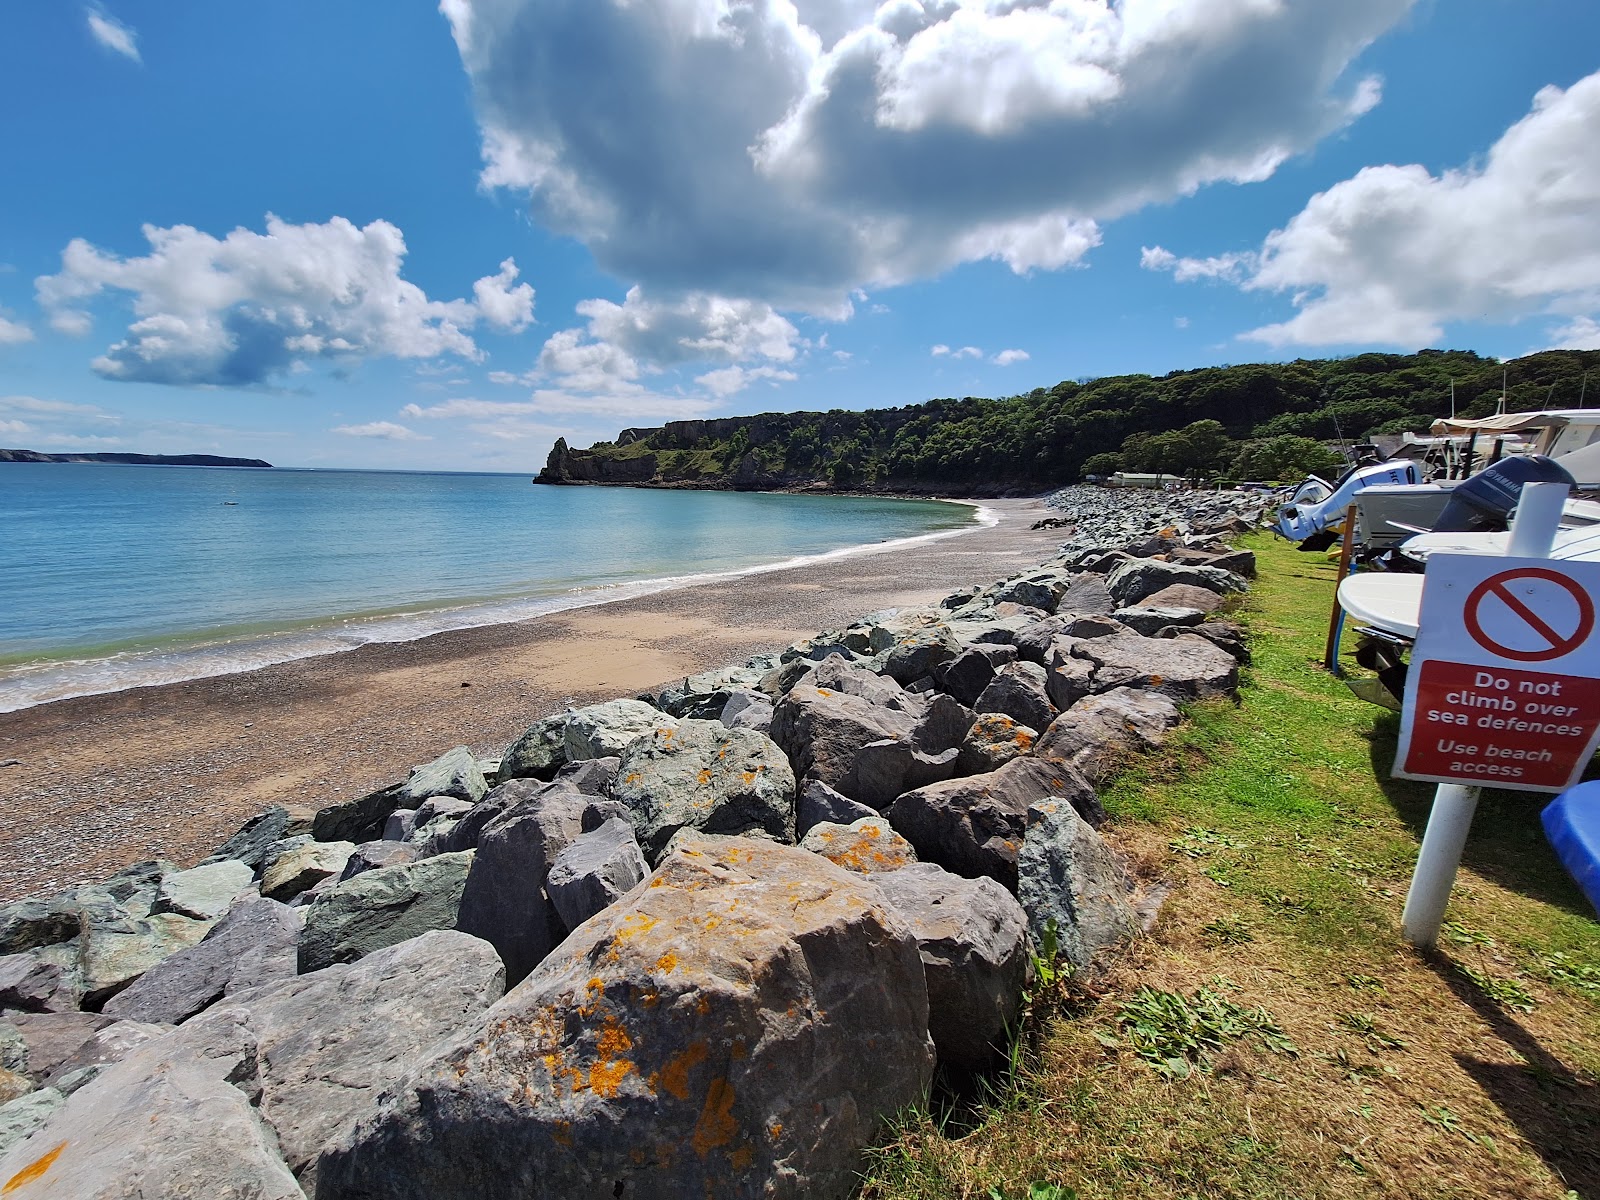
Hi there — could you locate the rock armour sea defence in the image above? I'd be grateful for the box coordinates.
[0,484,1268,1197]
[315,836,935,1200]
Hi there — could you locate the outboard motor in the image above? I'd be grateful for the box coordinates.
[1432,454,1576,533]
[1276,460,1420,544]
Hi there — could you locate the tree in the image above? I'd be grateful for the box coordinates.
[1232,436,1344,482]
[1080,452,1122,479]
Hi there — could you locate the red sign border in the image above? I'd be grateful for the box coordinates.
[1463,567,1595,663]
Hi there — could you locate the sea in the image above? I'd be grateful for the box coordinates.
[0,464,984,713]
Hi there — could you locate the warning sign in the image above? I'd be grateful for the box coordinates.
[1395,554,1600,792]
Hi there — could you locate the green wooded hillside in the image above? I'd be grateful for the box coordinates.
[538,348,1600,493]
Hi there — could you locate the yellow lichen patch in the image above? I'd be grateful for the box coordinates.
[740,771,756,788]
[696,768,714,787]
[691,1077,739,1157]
[625,772,641,785]
[653,951,679,975]
[1014,730,1034,750]
[1150,673,1165,687]
[729,1145,755,1171]
[4,1142,65,1193]
[656,1040,709,1100]
[815,688,833,697]
[588,1017,636,1100]
[768,1121,783,1139]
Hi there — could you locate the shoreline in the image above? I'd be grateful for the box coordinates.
[0,495,992,715]
[0,496,1064,901]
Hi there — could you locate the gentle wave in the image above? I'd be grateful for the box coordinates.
[0,501,994,713]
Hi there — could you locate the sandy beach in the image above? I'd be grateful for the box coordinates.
[0,496,1067,901]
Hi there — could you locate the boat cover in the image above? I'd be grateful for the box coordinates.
[1542,782,1600,918]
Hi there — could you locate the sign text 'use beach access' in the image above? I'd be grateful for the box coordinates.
[1395,554,1600,792]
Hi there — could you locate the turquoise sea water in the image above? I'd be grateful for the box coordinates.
[0,464,979,711]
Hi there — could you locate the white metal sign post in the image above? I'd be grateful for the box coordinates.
[1395,484,1600,947]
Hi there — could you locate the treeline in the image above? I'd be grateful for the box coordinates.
[541,348,1600,493]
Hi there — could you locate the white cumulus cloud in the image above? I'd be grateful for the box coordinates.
[993,348,1030,366]
[1546,316,1600,352]
[332,421,430,441]
[86,5,140,63]
[0,316,33,346]
[35,215,538,386]
[445,0,1410,307]
[1147,70,1600,348]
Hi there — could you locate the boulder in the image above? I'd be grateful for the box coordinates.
[1207,549,1256,577]
[972,661,1057,732]
[1063,630,1240,703]
[200,805,292,870]
[41,1019,171,1095]
[800,817,918,874]
[338,839,419,881]
[500,713,569,781]
[911,693,977,755]
[0,953,77,1015]
[882,622,962,685]
[936,646,1001,707]
[0,1089,63,1160]
[1015,799,1139,970]
[957,713,1039,775]
[719,689,775,733]
[888,757,1101,889]
[397,745,488,808]
[0,931,504,1198]
[298,851,475,973]
[1160,619,1251,664]
[1058,614,1126,639]
[1111,605,1208,636]
[0,1013,114,1082]
[314,836,934,1200]
[1054,574,1115,616]
[151,859,254,922]
[658,667,764,720]
[994,570,1073,612]
[1035,688,1184,787]
[0,896,102,957]
[102,898,301,1026]
[409,795,474,836]
[544,818,649,931]
[1105,559,1246,608]
[1139,582,1227,614]
[872,863,1029,1070]
[851,739,960,810]
[260,839,357,902]
[565,699,675,761]
[611,721,797,861]
[1044,642,1097,711]
[456,787,589,986]
[800,657,919,711]
[770,683,917,798]
[795,779,878,838]
[312,784,405,845]
[77,912,215,1010]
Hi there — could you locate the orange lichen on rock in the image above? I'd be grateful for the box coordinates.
[4,1142,66,1193]
[655,1040,709,1101]
[587,1014,636,1099]
[691,1077,739,1157]
[696,768,713,786]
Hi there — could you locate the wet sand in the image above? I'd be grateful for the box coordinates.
[0,497,1068,900]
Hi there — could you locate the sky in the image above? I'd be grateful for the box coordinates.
[1,0,1597,472]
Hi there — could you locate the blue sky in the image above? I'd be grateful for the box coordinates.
[1,0,1597,471]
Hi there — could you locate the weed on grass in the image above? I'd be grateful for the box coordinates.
[1101,984,1297,1080]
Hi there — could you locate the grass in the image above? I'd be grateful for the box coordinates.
[860,532,1600,1200]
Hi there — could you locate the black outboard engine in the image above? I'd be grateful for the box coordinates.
[1432,454,1576,533]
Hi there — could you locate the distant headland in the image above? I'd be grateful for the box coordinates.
[0,448,272,468]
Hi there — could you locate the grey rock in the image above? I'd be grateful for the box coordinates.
[936,646,1002,706]
[501,713,569,781]
[795,779,880,838]
[1160,619,1251,664]
[315,836,934,1200]
[0,1088,64,1159]
[852,738,960,809]
[151,859,254,921]
[973,661,1057,732]
[102,897,301,1026]
[298,851,475,973]
[801,657,919,711]
[720,688,775,732]
[312,784,404,844]
[580,797,632,832]
[957,712,1040,775]
[456,787,588,986]
[770,681,917,798]
[888,756,1100,889]
[658,666,765,719]
[1,1013,114,1081]
[544,818,649,931]
[800,816,918,874]
[98,861,173,908]
[1105,559,1247,608]
[41,1020,171,1094]
[0,953,77,1015]
[1016,799,1138,970]
[872,862,1029,1070]
[398,745,488,808]
[0,896,96,957]
[564,698,674,761]
[201,805,291,870]
[552,755,623,796]
[1035,687,1184,787]
[1058,613,1126,638]
[1,931,504,1198]
[1054,574,1116,616]
[338,839,420,881]
[0,1024,23,1074]
[1044,640,1098,710]
[911,692,977,755]
[882,621,963,685]
[994,570,1074,612]
[1064,630,1240,703]
[1111,605,1208,636]
[611,720,797,861]
[381,808,418,842]
[410,795,474,832]
[260,839,357,902]
[77,912,215,1010]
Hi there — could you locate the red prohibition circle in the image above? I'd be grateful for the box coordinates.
[1463,567,1595,662]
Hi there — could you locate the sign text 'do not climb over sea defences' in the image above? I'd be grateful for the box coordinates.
[1395,554,1600,793]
